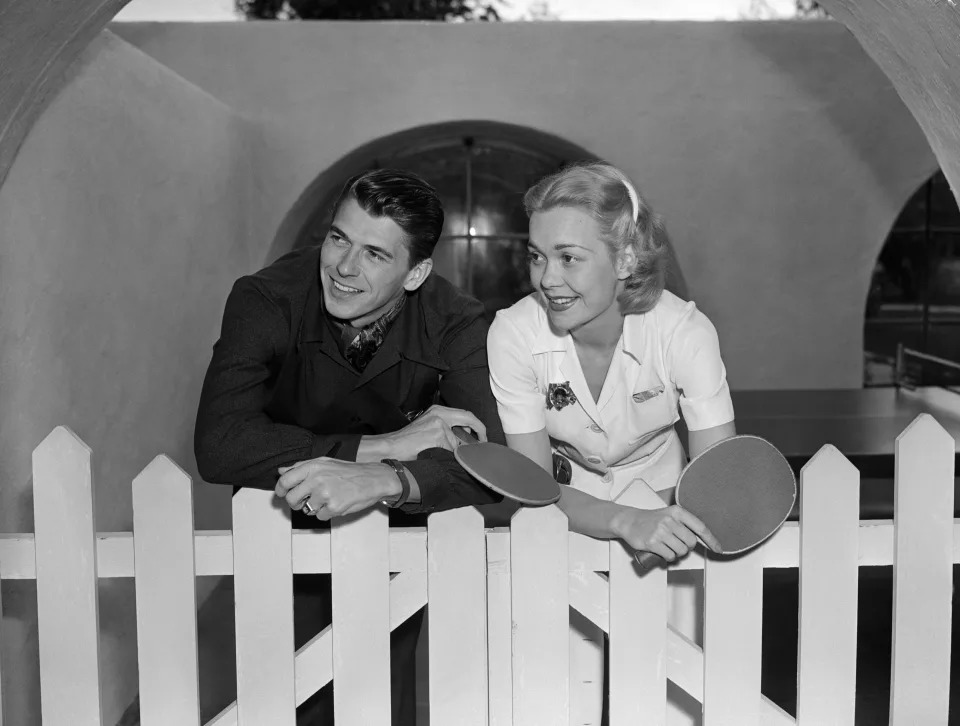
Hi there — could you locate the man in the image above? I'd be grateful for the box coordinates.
[195,169,505,723]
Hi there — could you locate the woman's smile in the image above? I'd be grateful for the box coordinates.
[543,292,579,312]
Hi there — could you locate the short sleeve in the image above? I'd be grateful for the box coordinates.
[666,306,735,431]
[487,313,546,435]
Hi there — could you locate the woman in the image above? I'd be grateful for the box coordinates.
[489,161,735,561]
[488,162,735,724]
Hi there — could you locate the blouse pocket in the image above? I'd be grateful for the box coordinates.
[626,385,677,444]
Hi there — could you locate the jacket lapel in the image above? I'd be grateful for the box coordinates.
[297,274,356,376]
[354,291,448,389]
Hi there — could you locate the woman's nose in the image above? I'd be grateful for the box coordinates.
[539,260,561,288]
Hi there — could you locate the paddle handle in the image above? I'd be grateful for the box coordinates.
[634,551,663,568]
[451,425,478,445]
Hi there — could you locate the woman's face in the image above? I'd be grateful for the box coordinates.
[527,206,630,334]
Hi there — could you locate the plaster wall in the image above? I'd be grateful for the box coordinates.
[113,19,938,390]
[0,31,258,724]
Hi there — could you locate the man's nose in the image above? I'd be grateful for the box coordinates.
[337,246,361,276]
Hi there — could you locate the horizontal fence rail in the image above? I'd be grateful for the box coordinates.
[0,416,956,725]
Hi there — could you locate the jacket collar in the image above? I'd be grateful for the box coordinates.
[298,268,447,384]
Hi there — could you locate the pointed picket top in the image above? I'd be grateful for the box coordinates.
[135,454,190,485]
[800,444,858,490]
[896,413,955,456]
[33,425,91,459]
[132,455,192,509]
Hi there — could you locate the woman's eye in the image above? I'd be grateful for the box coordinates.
[527,252,544,265]
[562,254,578,264]
[331,235,348,246]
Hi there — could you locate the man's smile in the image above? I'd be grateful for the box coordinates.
[330,277,363,294]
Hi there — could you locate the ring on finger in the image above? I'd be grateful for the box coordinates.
[301,501,319,516]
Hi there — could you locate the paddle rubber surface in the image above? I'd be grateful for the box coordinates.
[677,434,796,554]
[454,440,561,506]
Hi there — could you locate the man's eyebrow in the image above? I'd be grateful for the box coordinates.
[366,243,394,260]
[329,224,394,260]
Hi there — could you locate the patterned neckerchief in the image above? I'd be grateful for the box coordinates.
[331,293,407,372]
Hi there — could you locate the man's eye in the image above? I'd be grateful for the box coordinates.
[562,254,579,264]
[368,250,386,262]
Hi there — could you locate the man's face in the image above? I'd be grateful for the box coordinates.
[320,197,432,327]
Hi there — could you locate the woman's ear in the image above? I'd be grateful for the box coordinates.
[616,244,638,281]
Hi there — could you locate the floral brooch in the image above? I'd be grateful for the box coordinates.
[546,381,577,411]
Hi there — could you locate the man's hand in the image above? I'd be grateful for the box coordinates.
[357,404,487,462]
[612,505,722,563]
[275,458,401,521]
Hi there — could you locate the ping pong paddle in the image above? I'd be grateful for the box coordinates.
[635,434,796,567]
[452,426,561,506]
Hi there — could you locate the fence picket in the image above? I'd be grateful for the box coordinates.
[797,446,859,725]
[232,489,295,725]
[702,549,763,726]
[486,529,513,726]
[890,415,955,724]
[0,559,4,726]
[331,506,391,724]
[133,456,200,726]
[32,427,102,725]
[428,507,488,724]
[609,484,668,725]
[511,506,569,725]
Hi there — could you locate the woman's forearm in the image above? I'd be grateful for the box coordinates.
[556,486,634,541]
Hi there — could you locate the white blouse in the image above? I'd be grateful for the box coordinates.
[488,290,735,500]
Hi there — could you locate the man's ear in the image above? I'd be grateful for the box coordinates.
[403,257,433,292]
[616,244,638,281]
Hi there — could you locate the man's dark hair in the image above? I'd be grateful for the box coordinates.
[331,169,444,265]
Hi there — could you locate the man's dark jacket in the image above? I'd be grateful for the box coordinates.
[194,246,505,513]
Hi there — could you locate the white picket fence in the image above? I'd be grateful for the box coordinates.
[0,414,956,725]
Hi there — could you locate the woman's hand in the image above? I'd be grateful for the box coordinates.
[611,505,722,562]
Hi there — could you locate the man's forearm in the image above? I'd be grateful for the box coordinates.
[355,433,398,464]
[195,413,361,489]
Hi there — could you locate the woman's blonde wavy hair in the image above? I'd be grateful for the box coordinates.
[523,161,669,315]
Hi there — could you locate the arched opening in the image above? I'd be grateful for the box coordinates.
[270,121,689,318]
[864,170,960,387]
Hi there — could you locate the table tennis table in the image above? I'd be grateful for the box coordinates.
[731,386,960,518]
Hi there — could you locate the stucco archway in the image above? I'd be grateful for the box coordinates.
[0,0,133,190]
[817,1,960,205]
[268,120,690,307]
[3,2,960,218]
